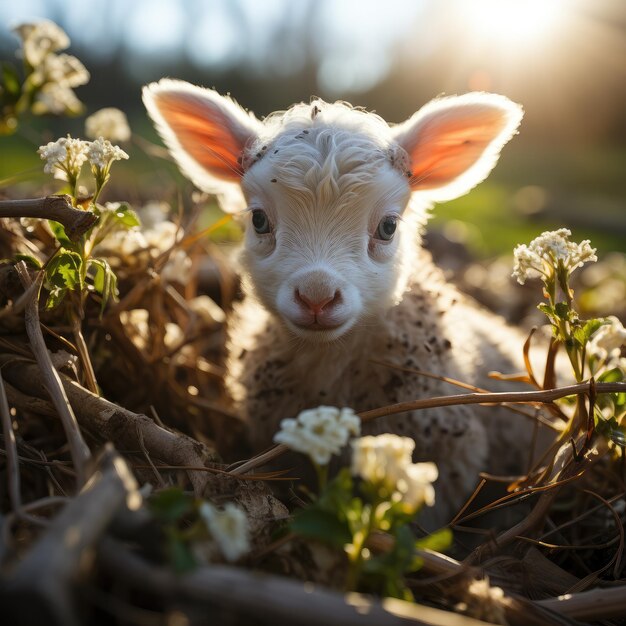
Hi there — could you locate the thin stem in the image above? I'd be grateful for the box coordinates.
[0,371,21,511]
[72,316,99,395]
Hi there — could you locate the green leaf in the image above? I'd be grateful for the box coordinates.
[415,527,453,554]
[537,303,554,318]
[88,258,119,314]
[48,220,74,248]
[554,302,570,320]
[610,428,626,448]
[167,534,197,573]
[290,507,352,549]
[101,202,141,229]
[149,487,194,523]
[582,318,609,343]
[45,286,67,310]
[598,368,624,384]
[2,62,21,100]
[45,250,82,290]
[14,253,42,269]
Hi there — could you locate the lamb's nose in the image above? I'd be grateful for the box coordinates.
[295,289,341,316]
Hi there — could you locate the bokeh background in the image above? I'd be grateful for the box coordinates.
[1,0,625,260]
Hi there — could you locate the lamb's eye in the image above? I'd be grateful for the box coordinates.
[251,209,271,234]
[375,215,398,241]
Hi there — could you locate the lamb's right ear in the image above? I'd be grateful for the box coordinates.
[142,80,260,208]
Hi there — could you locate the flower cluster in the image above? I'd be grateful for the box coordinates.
[13,20,69,66]
[87,137,129,170]
[274,406,361,465]
[199,502,250,562]
[38,135,127,190]
[85,107,131,142]
[351,434,437,510]
[13,20,89,116]
[512,228,597,285]
[38,135,89,182]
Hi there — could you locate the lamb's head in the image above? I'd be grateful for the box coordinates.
[143,81,522,342]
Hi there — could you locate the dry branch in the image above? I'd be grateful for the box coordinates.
[0,447,139,626]
[17,264,92,487]
[97,537,493,626]
[1,359,220,495]
[0,371,21,510]
[536,585,626,621]
[0,195,97,242]
[231,381,626,475]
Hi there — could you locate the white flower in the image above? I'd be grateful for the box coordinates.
[456,577,507,625]
[588,316,626,362]
[35,53,90,88]
[138,202,169,229]
[162,249,192,285]
[144,221,178,253]
[32,83,83,116]
[87,137,129,170]
[351,434,438,510]
[13,20,70,66]
[199,502,250,562]
[400,462,438,509]
[38,135,89,180]
[512,228,597,285]
[274,406,361,465]
[85,108,131,142]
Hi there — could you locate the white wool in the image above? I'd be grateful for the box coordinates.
[144,84,541,526]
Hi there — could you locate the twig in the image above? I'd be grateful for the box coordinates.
[0,370,21,510]
[231,381,626,475]
[16,263,92,487]
[0,447,140,626]
[0,196,97,242]
[536,585,626,621]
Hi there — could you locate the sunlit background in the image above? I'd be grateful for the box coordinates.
[1,0,625,256]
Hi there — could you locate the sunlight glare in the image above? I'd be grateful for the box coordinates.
[462,0,566,44]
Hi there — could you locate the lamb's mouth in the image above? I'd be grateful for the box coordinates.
[285,318,355,341]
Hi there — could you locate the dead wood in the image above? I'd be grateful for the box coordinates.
[0,196,97,242]
[97,537,494,626]
[17,264,92,487]
[0,447,139,626]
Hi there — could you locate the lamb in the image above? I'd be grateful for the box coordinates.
[143,80,540,523]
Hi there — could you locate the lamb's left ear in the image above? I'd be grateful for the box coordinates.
[142,79,261,211]
[391,93,523,202]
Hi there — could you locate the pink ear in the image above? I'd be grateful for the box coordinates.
[392,93,523,202]
[142,80,260,200]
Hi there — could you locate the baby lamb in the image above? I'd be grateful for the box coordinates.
[143,81,539,523]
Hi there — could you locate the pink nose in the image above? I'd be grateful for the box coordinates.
[295,289,341,316]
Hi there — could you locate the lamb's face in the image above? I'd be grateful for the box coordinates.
[240,126,413,342]
[143,82,523,343]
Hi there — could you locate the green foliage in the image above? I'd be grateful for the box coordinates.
[289,467,450,599]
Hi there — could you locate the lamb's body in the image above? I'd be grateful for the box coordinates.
[143,81,538,523]
[226,248,531,520]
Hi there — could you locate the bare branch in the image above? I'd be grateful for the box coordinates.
[0,371,21,511]
[98,538,492,626]
[0,196,97,242]
[16,263,92,487]
[231,381,626,475]
[0,447,140,626]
